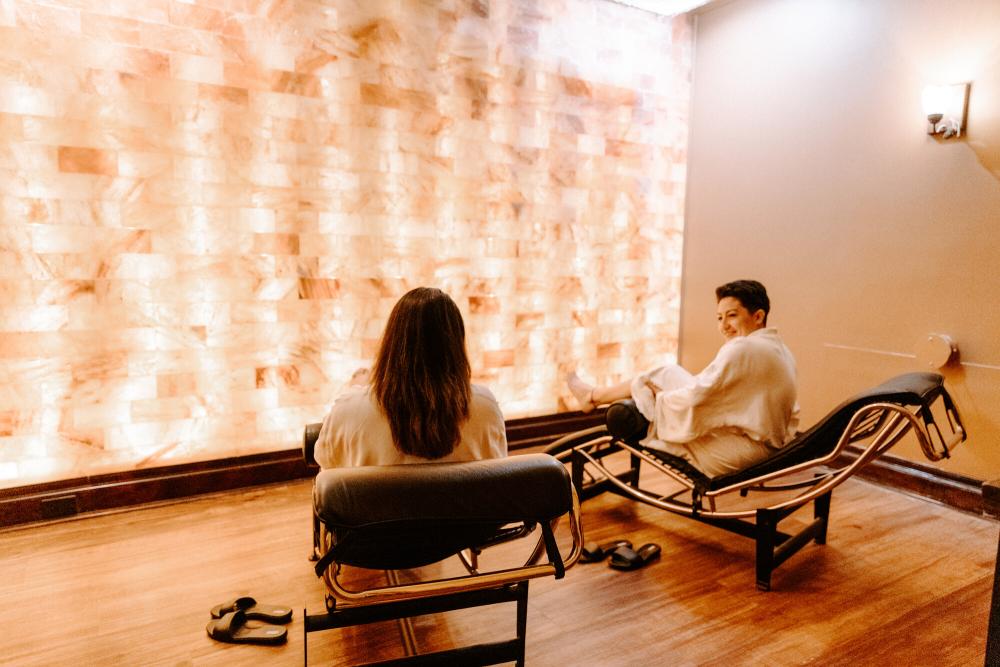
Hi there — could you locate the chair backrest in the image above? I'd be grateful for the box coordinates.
[313,453,573,571]
[303,422,321,465]
[709,371,947,489]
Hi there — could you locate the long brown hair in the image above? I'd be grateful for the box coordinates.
[370,287,472,458]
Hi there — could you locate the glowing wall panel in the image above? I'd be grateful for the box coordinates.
[0,0,691,485]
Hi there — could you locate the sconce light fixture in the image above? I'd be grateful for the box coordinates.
[921,83,970,139]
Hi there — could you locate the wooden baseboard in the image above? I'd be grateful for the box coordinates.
[0,449,312,529]
[3,412,980,529]
[832,445,984,515]
[0,410,606,530]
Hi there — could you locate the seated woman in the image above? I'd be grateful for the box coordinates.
[314,286,507,468]
[566,279,798,477]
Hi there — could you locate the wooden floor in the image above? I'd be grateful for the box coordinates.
[1,464,997,666]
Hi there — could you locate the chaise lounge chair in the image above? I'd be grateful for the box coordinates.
[544,371,966,590]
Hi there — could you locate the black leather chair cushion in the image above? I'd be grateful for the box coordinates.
[313,453,572,570]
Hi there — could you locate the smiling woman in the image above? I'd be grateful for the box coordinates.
[715,280,770,339]
[566,279,799,477]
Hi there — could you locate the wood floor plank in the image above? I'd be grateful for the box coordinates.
[0,469,995,666]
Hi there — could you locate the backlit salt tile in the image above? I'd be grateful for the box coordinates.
[69,401,130,430]
[0,0,13,27]
[80,10,143,44]
[0,304,68,332]
[255,405,315,434]
[169,52,224,85]
[130,395,195,422]
[56,146,118,176]
[0,461,17,481]
[63,375,158,407]
[16,1,80,33]
[0,83,58,117]
[157,372,198,398]
[16,456,64,481]
[168,0,224,30]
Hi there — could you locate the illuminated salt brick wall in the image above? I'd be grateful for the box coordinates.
[0,0,691,485]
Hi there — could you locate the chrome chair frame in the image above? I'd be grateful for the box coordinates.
[315,496,583,608]
[545,372,966,590]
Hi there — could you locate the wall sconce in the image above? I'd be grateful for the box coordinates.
[921,83,970,139]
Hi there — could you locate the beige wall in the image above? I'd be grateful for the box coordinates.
[683,0,1000,478]
[0,0,692,486]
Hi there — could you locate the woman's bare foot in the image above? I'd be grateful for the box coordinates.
[566,371,596,413]
[349,368,370,386]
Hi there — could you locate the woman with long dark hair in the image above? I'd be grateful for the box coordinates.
[314,287,507,467]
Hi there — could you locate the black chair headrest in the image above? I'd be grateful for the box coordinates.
[303,422,321,465]
[606,400,650,443]
[313,453,572,570]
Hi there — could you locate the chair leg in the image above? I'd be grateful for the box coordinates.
[571,449,585,495]
[755,509,777,591]
[813,491,832,545]
[387,570,419,657]
[628,452,642,488]
[515,581,529,667]
[310,510,320,561]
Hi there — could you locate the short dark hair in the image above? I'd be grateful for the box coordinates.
[370,287,472,459]
[715,280,770,324]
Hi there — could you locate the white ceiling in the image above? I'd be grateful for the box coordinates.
[608,0,714,16]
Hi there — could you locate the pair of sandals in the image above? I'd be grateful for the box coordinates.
[580,539,661,570]
[206,597,293,645]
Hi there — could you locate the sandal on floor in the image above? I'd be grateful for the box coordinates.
[206,610,287,645]
[609,543,661,571]
[210,596,293,623]
[581,539,633,563]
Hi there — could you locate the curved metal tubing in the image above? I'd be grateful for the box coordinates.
[574,446,704,515]
[573,403,938,519]
[321,486,584,607]
[546,428,612,461]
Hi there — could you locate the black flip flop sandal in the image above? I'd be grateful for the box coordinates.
[581,539,633,563]
[206,610,287,645]
[609,543,661,570]
[210,596,293,623]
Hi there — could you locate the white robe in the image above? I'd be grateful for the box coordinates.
[314,384,507,469]
[630,328,799,477]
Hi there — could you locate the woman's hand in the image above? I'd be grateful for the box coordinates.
[644,378,662,398]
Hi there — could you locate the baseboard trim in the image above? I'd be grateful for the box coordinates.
[832,445,983,515]
[3,412,979,529]
[0,410,606,529]
[0,449,312,528]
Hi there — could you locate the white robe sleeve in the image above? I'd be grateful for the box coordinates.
[651,343,745,444]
